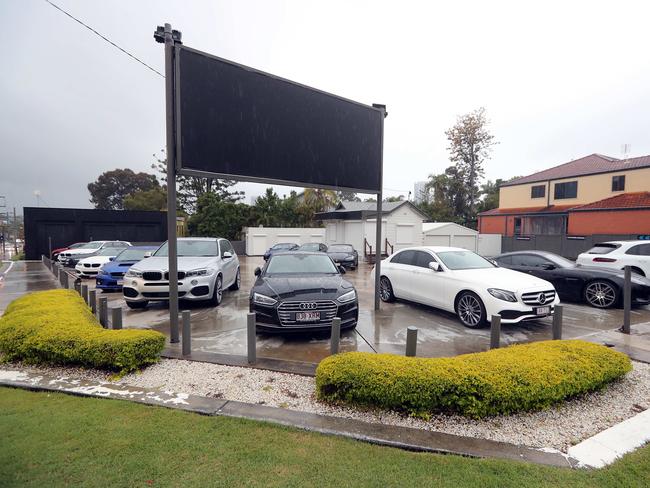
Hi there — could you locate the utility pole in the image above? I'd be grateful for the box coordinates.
[13,207,18,254]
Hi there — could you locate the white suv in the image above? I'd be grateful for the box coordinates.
[123,237,240,309]
[577,241,650,277]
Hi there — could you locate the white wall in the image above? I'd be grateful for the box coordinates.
[383,205,425,251]
[477,234,502,257]
[243,227,326,255]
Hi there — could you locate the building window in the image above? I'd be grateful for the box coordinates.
[514,217,522,235]
[531,185,545,199]
[554,181,578,199]
[612,175,625,192]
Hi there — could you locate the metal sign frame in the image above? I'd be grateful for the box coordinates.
[157,24,385,342]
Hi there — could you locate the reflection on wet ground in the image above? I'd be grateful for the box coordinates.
[3,258,650,364]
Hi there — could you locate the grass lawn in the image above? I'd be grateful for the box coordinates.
[1,387,649,487]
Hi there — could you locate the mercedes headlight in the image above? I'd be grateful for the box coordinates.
[126,269,143,278]
[337,290,357,303]
[488,288,517,302]
[253,293,277,306]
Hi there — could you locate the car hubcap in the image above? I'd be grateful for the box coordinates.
[586,282,615,307]
[458,295,481,326]
[380,278,391,300]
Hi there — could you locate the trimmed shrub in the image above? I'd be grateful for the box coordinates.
[316,341,631,418]
[0,289,165,373]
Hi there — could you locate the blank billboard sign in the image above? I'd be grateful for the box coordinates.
[176,46,383,193]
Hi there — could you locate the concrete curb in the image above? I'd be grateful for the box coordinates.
[0,368,576,468]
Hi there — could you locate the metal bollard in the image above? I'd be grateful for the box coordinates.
[81,284,89,304]
[490,314,501,349]
[99,296,108,327]
[63,272,70,289]
[74,281,81,294]
[622,266,631,334]
[182,310,191,356]
[247,313,257,364]
[405,326,418,357]
[89,290,97,314]
[330,317,341,355]
[111,307,123,330]
[552,305,563,340]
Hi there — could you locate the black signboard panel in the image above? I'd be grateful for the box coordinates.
[177,46,383,192]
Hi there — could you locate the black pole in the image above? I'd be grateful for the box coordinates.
[372,104,386,311]
[161,23,180,343]
[622,265,631,334]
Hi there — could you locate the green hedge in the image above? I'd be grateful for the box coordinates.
[0,289,166,373]
[316,341,631,418]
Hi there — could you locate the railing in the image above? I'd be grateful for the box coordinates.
[385,239,393,256]
[364,238,372,257]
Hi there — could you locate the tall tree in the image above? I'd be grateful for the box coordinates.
[152,150,244,214]
[123,187,168,211]
[337,190,360,202]
[88,169,159,210]
[187,193,251,241]
[302,188,338,213]
[445,107,496,219]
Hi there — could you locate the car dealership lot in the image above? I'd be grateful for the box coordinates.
[84,256,650,364]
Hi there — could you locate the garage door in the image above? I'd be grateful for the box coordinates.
[251,234,268,255]
[452,235,477,251]
[344,221,363,253]
[424,234,450,246]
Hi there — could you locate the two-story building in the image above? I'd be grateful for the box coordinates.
[478,153,650,236]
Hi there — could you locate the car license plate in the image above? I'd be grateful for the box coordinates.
[536,306,550,316]
[295,311,320,322]
[116,280,124,286]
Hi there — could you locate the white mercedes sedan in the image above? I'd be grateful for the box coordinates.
[372,246,560,328]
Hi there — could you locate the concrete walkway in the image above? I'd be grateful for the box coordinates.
[0,260,59,314]
[0,368,576,468]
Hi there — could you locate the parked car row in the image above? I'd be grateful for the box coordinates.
[263,242,358,270]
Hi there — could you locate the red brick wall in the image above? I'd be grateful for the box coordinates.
[568,209,650,235]
[478,215,508,235]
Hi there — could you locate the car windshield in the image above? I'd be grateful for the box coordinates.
[436,250,495,270]
[298,243,322,252]
[266,254,338,274]
[115,248,149,261]
[79,242,103,250]
[271,243,296,250]
[328,245,353,252]
[155,240,218,257]
[69,243,86,249]
[547,254,576,268]
[587,243,620,254]
[97,247,124,256]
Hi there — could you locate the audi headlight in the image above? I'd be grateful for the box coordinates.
[344,256,354,261]
[253,293,277,306]
[337,290,356,303]
[126,269,143,278]
[488,288,517,302]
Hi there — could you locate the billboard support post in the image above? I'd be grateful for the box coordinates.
[373,104,386,311]
[158,23,182,343]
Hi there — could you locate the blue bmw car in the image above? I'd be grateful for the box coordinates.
[95,246,158,291]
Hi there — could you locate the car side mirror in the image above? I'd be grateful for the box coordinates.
[254,267,261,277]
[542,263,556,270]
[144,251,152,258]
[223,251,232,259]
[428,262,442,272]
[489,259,498,267]
[109,257,115,261]
[338,265,346,274]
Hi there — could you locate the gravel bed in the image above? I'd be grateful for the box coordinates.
[4,359,649,452]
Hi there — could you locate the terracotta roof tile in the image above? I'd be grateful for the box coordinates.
[502,153,650,187]
[570,192,650,211]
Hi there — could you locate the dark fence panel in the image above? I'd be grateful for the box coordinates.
[24,207,168,260]
[231,240,246,256]
[501,234,639,259]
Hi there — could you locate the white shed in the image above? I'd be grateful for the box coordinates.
[422,222,478,251]
[316,201,427,261]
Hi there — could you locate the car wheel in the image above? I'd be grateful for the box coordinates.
[229,268,241,290]
[126,301,148,309]
[379,276,396,302]
[211,275,223,306]
[584,280,619,308]
[456,292,487,328]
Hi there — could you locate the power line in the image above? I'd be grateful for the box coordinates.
[44,0,164,78]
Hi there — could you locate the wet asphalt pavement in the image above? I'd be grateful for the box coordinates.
[4,259,650,363]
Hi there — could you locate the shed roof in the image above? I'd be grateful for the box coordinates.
[422,222,478,235]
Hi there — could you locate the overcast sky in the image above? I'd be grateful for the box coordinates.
[2,0,650,213]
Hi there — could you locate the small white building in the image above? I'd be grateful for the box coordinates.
[422,222,478,251]
[316,200,427,259]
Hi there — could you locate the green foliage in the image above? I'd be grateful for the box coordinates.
[123,187,168,211]
[188,193,252,241]
[316,340,631,418]
[11,251,25,261]
[87,168,159,210]
[0,289,165,373]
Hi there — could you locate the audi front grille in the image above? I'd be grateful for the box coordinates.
[521,290,556,306]
[277,300,338,326]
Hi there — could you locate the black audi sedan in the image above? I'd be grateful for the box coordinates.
[326,244,359,270]
[493,250,650,308]
[250,252,358,332]
[263,242,299,261]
